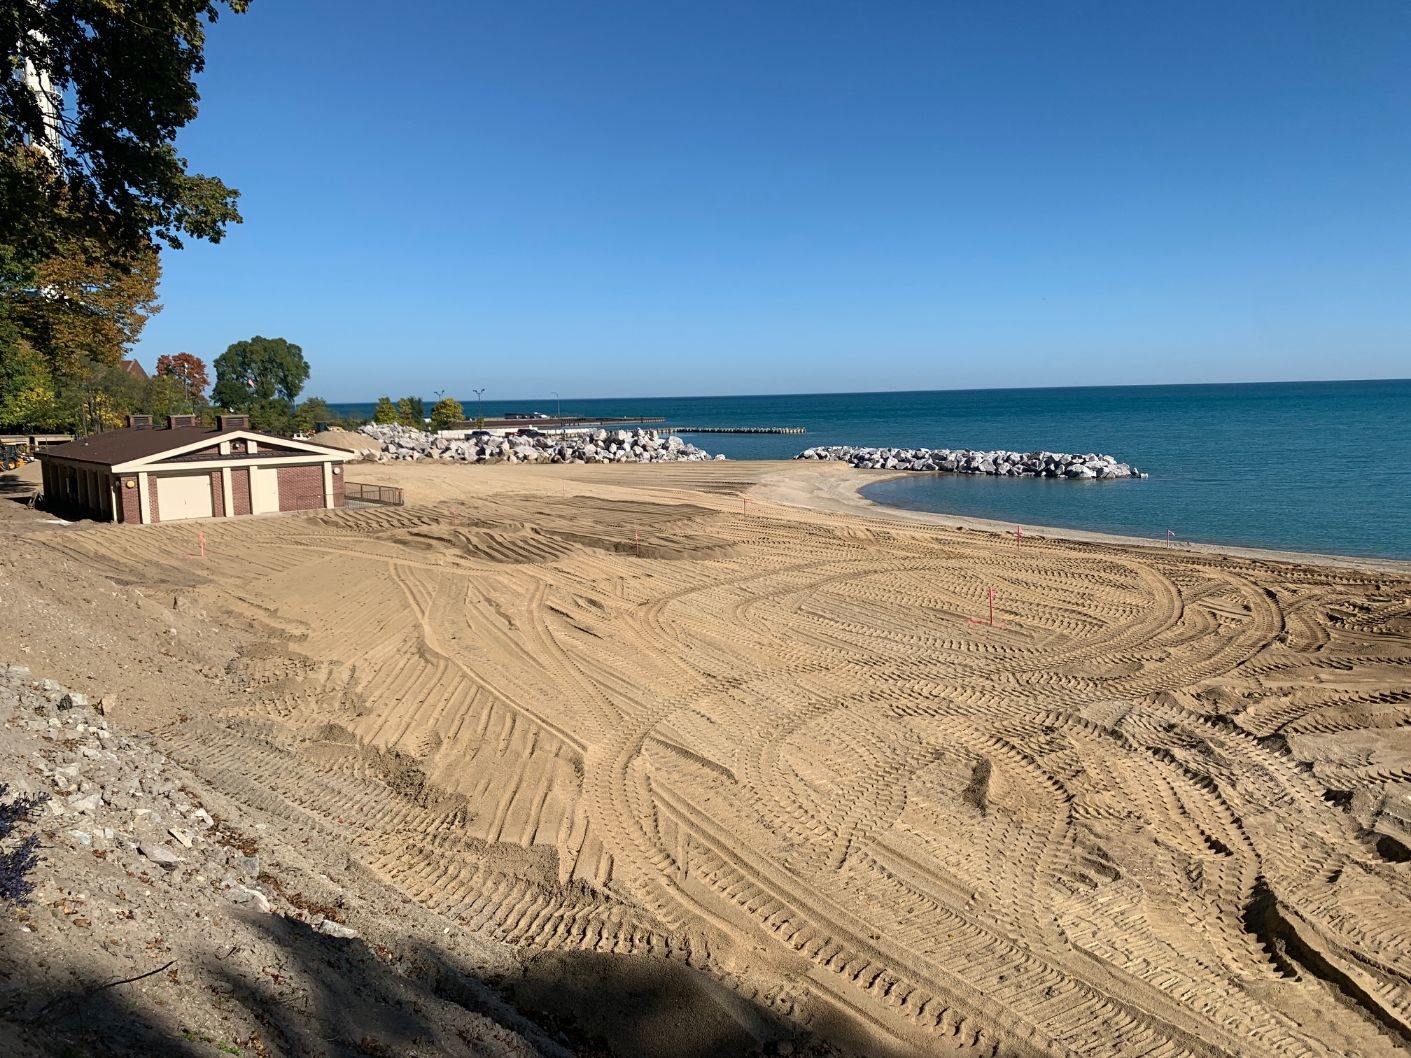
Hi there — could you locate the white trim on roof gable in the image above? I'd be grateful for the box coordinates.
[118,452,347,474]
[112,429,354,471]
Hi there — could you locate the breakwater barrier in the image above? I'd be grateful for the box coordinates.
[796,445,1146,479]
[361,423,725,464]
[454,416,667,430]
[671,426,807,435]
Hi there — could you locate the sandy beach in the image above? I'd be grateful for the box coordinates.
[4,458,1411,1056]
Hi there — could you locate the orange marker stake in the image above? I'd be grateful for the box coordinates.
[968,585,999,628]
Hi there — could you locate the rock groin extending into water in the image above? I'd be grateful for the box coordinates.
[796,445,1145,479]
[361,423,725,464]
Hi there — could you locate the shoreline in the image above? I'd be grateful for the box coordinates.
[750,461,1411,575]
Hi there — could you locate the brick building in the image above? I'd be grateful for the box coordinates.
[37,414,354,524]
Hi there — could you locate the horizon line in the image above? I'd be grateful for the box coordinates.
[319,375,1411,406]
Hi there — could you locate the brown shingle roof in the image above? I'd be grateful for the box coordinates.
[119,359,148,380]
[38,425,353,467]
[38,426,232,467]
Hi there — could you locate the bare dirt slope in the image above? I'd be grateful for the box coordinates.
[5,460,1411,1057]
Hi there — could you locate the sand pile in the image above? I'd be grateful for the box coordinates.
[311,427,382,458]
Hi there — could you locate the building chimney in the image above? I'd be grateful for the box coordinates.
[127,414,152,429]
[216,413,249,432]
[167,414,197,429]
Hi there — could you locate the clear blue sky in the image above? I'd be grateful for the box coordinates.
[132,1,1411,401]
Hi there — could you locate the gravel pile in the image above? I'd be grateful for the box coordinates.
[0,662,322,931]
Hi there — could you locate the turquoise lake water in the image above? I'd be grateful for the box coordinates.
[331,380,1411,559]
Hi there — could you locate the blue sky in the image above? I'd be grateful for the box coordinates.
[132,1,1411,401]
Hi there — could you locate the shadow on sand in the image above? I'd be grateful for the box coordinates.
[0,471,37,496]
[2,911,874,1057]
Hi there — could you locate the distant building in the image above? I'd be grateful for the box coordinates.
[37,414,353,524]
[119,359,149,381]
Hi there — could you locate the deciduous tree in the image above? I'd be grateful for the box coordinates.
[5,237,161,378]
[56,357,145,434]
[0,339,56,427]
[224,396,294,435]
[395,396,423,427]
[155,351,209,406]
[212,336,310,410]
[0,0,246,270]
[144,373,188,419]
[294,396,333,432]
[430,397,464,432]
[2,0,245,436]
[372,396,398,424]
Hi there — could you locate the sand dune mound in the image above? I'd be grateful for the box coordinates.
[312,427,382,456]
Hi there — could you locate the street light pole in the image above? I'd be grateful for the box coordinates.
[553,391,560,423]
[472,388,485,423]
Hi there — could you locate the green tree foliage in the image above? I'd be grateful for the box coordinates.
[0,340,56,427]
[54,357,146,434]
[372,396,398,424]
[245,397,296,435]
[1,345,211,432]
[1,2,243,435]
[143,373,188,419]
[212,336,310,411]
[0,0,246,271]
[429,397,464,432]
[4,237,162,379]
[294,396,334,432]
[395,396,424,426]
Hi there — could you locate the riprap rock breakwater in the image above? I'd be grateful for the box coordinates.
[360,423,724,464]
[796,445,1145,479]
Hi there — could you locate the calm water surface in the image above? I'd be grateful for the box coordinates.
[332,380,1411,559]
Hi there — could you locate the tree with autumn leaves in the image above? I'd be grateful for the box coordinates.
[0,237,163,429]
[155,352,210,407]
[1,0,247,429]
